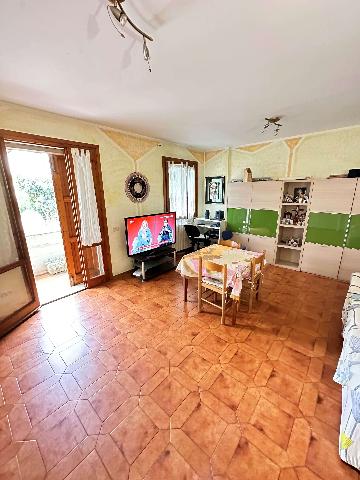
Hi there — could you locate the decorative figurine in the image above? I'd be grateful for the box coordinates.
[287,237,302,248]
[283,193,293,203]
[294,187,309,204]
[297,209,306,226]
[282,211,293,225]
[292,207,300,225]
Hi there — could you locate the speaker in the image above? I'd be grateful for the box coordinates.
[204,209,210,219]
[215,210,224,220]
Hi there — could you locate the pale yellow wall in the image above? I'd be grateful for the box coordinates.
[231,141,289,181]
[0,102,204,275]
[292,127,360,178]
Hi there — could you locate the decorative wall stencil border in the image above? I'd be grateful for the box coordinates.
[285,137,303,177]
[101,129,158,162]
[236,142,272,153]
[188,149,205,163]
[205,150,226,163]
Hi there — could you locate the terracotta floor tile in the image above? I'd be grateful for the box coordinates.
[26,382,68,425]
[266,367,303,405]
[0,416,12,451]
[279,346,311,375]
[150,376,190,416]
[0,266,355,479]
[107,338,138,364]
[128,356,159,386]
[75,399,102,435]
[16,440,46,480]
[89,378,129,421]
[306,434,358,480]
[18,361,54,394]
[8,405,31,442]
[314,393,341,430]
[287,331,316,353]
[230,349,262,377]
[227,437,280,480]
[59,341,91,366]
[0,456,20,479]
[36,410,87,470]
[179,352,212,382]
[144,444,198,480]
[245,328,278,353]
[250,397,293,449]
[111,406,158,464]
[209,371,246,410]
[72,359,107,390]
[200,333,228,356]
[66,450,111,479]
[183,403,227,456]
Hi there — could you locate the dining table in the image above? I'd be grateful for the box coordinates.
[176,243,265,303]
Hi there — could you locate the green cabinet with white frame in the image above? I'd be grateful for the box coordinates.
[226,181,282,264]
[227,177,360,281]
[301,178,359,281]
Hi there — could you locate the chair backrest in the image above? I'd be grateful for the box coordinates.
[250,252,265,281]
[218,239,240,248]
[198,256,227,291]
[185,224,201,240]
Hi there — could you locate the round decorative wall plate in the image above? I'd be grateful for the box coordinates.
[125,172,150,203]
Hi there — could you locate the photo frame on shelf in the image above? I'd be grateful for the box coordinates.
[205,176,225,204]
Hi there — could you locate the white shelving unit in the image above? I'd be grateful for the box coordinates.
[191,217,227,242]
[275,180,312,270]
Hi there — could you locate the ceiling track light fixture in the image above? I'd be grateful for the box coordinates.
[107,0,154,72]
[261,116,283,136]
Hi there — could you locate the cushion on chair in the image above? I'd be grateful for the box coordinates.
[202,277,223,288]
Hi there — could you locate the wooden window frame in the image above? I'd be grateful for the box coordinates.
[162,156,198,217]
[0,129,113,286]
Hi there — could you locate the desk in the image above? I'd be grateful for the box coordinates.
[176,244,264,302]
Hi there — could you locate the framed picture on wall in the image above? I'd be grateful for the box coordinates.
[205,176,225,204]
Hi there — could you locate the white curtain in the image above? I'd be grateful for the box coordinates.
[187,165,195,219]
[71,148,102,247]
[168,162,196,219]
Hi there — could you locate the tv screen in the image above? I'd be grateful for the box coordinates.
[125,212,176,256]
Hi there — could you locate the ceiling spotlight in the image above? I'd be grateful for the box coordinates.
[119,12,127,27]
[143,37,151,72]
[261,116,283,136]
[107,0,154,72]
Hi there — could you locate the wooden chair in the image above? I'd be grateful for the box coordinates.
[218,239,240,248]
[240,252,265,313]
[198,257,233,324]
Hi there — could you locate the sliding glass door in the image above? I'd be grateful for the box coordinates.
[0,139,40,335]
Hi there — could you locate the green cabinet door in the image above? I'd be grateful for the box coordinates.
[227,208,250,233]
[346,215,360,249]
[249,209,278,238]
[306,212,349,247]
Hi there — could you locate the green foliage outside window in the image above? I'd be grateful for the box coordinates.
[15,176,58,222]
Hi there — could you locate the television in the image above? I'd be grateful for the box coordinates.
[125,212,176,256]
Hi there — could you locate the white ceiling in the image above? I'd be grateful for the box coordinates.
[1,0,360,149]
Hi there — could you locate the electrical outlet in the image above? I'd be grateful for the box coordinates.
[113,226,120,233]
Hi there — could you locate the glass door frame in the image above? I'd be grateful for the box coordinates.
[0,138,40,335]
[0,129,112,333]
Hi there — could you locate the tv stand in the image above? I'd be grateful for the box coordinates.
[132,246,176,281]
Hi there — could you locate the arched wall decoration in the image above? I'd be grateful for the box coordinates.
[125,172,150,203]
